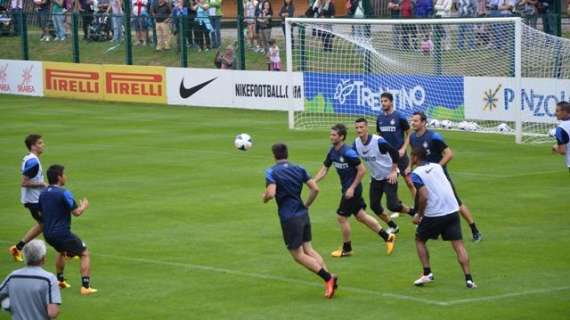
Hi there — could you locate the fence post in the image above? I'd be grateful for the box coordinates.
[20,12,29,60]
[124,0,133,65]
[151,17,158,47]
[71,12,80,63]
[236,0,246,70]
[179,16,188,68]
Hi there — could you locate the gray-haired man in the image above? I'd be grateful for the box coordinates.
[0,240,61,320]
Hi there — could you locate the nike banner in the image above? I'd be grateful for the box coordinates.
[167,68,304,111]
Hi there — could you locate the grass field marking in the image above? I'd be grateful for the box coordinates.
[445,286,570,305]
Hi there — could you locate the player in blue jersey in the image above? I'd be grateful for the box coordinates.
[552,101,570,171]
[353,118,415,235]
[410,148,476,289]
[314,124,396,258]
[39,164,97,296]
[262,143,338,299]
[407,112,483,242]
[9,134,48,263]
[376,92,416,202]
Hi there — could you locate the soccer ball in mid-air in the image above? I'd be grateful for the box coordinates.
[234,133,253,151]
[496,123,512,133]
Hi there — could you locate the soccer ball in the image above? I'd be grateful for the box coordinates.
[234,133,253,151]
[1,297,10,312]
[441,120,454,129]
[464,122,479,131]
[548,128,557,137]
[428,119,441,128]
[496,123,512,133]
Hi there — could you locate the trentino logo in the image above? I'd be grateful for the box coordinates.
[334,79,355,104]
[483,84,502,111]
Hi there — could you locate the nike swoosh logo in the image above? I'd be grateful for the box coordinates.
[179,77,217,99]
[362,150,369,155]
[426,168,433,173]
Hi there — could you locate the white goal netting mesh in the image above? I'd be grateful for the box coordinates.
[287,18,570,143]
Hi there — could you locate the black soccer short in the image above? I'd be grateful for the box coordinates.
[398,153,410,176]
[443,167,463,206]
[46,233,87,257]
[337,194,367,217]
[416,212,462,242]
[24,203,42,223]
[369,178,404,216]
[281,214,312,250]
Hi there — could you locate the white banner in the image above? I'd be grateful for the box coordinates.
[0,60,43,96]
[465,76,569,123]
[167,68,304,111]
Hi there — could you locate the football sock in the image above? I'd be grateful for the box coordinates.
[465,274,473,282]
[16,241,26,251]
[378,229,389,241]
[342,241,352,252]
[57,273,65,282]
[317,268,332,282]
[388,220,398,229]
[423,267,431,276]
[81,277,90,289]
[469,223,480,234]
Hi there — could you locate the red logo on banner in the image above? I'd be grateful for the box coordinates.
[17,66,35,93]
[105,72,163,96]
[45,69,100,93]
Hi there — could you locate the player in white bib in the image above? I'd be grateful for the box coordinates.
[9,135,47,262]
[353,118,415,234]
[410,147,477,289]
[552,101,570,171]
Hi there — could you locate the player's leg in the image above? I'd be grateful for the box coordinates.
[386,179,415,220]
[450,240,476,288]
[10,204,44,262]
[399,154,417,200]
[445,169,482,242]
[369,179,396,228]
[55,252,71,289]
[331,197,354,257]
[413,217,436,286]
[354,209,396,255]
[63,233,97,295]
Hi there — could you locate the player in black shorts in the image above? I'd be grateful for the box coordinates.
[39,164,97,296]
[314,124,396,257]
[263,143,338,299]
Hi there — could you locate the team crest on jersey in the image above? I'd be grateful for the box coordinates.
[339,156,344,162]
[390,119,396,125]
[423,141,429,148]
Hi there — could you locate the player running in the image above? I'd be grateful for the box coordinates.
[353,118,414,235]
[9,134,48,262]
[407,112,483,242]
[552,101,570,171]
[410,148,477,289]
[314,123,396,258]
[39,164,97,295]
[262,143,338,299]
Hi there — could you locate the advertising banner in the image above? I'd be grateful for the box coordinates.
[167,68,304,111]
[0,59,43,96]
[103,65,166,104]
[43,62,103,100]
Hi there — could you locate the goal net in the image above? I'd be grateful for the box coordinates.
[285,17,570,144]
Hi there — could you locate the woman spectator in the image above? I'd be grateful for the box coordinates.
[172,0,187,49]
[193,0,212,51]
[51,0,66,40]
[207,0,222,49]
[517,0,538,29]
[244,0,256,49]
[307,0,335,52]
[279,0,294,45]
[256,0,272,54]
[36,0,51,41]
[434,0,452,50]
[254,0,265,52]
[108,0,123,43]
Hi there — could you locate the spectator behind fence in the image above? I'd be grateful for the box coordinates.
[76,0,94,40]
[254,0,266,52]
[257,0,272,54]
[64,0,73,34]
[0,240,62,320]
[457,0,477,49]
[388,0,402,49]
[51,0,66,40]
[172,0,187,49]
[35,0,51,42]
[434,0,452,50]
[10,0,23,36]
[186,0,196,49]
[279,0,294,46]
[152,0,172,50]
[215,45,234,69]
[306,0,335,52]
[268,39,281,71]
[132,0,149,45]
[207,0,222,49]
[516,0,538,29]
[538,0,555,35]
[244,0,256,49]
[193,0,212,51]
[108,0,123,43]
[420,33,433,54]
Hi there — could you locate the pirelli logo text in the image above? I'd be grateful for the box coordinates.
[45,69,100,93]
[106,72,163,96]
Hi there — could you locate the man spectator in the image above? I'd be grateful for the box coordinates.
[108,0,123,43]
[36,0,51,41]
[388,0,401,49]
[152,0,172,51]
[9,0,23,36]
[538,0,555,35]
[517,0,538,28]
[457,0,477,49]
[132,0,149,45]
[0,240,62,320]
[207,0,222,49]
[76,0,94,40]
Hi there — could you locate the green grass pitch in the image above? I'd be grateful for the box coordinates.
[0,94,569,319]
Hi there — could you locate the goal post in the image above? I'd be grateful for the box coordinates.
[285,16,569,143]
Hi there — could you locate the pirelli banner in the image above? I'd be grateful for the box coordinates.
[0,59,43,96]
[167,68,304,111]
[43,62,166,104]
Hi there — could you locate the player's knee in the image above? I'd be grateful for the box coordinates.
[370,203,383,216]
[387,202,403,213]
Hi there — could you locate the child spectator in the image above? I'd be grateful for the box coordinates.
[267,39,281,71]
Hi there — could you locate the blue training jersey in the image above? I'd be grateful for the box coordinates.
[324,144,362,195]
[409,129,448,165]
[376,110,410,149]
[265,161,311,222]
[39,186,77,237]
